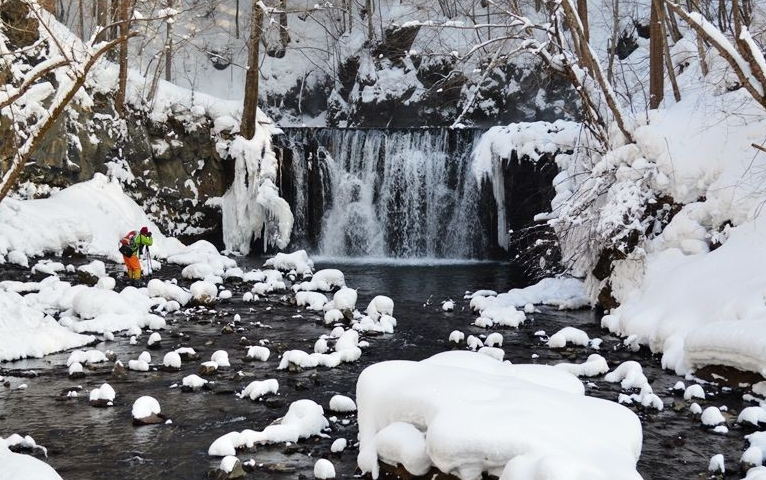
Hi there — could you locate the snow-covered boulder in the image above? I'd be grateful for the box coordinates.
[162,351,182,370]
[181,374,208,392]
[246,346,270,361]
[329,395,356,413]
[89,383,116,408]
[296,292,328,311]
[208,399,328,456]
[132,396,165,425]
[147,279,191,305]
[333,287,357,311]
[0,437,62,480]
[294,269,345,292]
[356,351,642,480]
[264,250,313,274]
[239,379,279,401]
[190,281,217,305]
[555,354,610,377]
[314,458,335,479]
[365,296,394,320]
[547,327,590,349]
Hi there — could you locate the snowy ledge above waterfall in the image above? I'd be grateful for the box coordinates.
[471,120,581,182]
[356,351,642,480]
[470,121,580,250]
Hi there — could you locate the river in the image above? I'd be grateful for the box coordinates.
[0,256,754,479]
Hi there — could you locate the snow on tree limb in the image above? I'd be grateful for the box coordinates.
[665,2,766,107]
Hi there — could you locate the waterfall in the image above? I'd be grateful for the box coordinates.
[276,128,493,259]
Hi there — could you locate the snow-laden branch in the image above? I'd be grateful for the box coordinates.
[0,33,135,203]
[665,2,766,107]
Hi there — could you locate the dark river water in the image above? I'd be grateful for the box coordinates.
[0,256,756,480]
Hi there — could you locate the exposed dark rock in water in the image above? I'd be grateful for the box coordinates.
[694,365,765,388]
[209,458,247,479]
[132,413,166,426]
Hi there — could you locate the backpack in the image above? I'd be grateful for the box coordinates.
[119,232,136,257]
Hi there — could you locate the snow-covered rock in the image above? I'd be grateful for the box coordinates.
[357,351,641,480]
[329,395,356,413]
[333,287,357,311]
[314,458,336,479]
[331,438,347,453]
[547,327,590,349]
[89,383,116,407]
[264,250,313,274]
[365,295,394,320]
[163,351,182,370]
[211,350,230,368]
[294,269,345,292]
[296,291,329,311]
[182,374,208,391]
[208,399,328,456]
[555,354,610,377]
[190,281,218,305]
[701,407,726,427]
[246,346,270,361]
[132,396,164,425]
[239,379,279,401]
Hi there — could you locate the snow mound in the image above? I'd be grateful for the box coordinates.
[357,351,641,480]
[132,396,161,419]
[264,250,314,274]
[208,399,328,456]
[547,327,590,349]
[190,281,218,305]
[89,383,116,402]
[366,296,394,320]
[0,437,62,480]
[182,374,208,390]
[329,395,356,413]
[314,458,336,479]
[0,290,94,362]
[246,346,270,361]
[239,379,279,401]
[296,291,329,311]
[472,278,588,311]
[294,269,346,292]
[147,279,191,305]
[555,354,609,377]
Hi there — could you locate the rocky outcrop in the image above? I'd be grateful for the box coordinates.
[262,25,579,128]
[21,95,230,247]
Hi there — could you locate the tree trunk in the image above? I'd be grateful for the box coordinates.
[111,0,120,40]
[649,0,664,109]
[241,2,263,140]
[235,0,240,39]
[365,0,374,41]
[717,0,728,31]
[39,0,55,13]
[96,0,109,42]
[577,0,589,42]
[279,0,290,50]
[607,0,619,83]
[664,4,682,42]
[78,0,84,39]
[165,0,173,82]
[115,0,132,115]
[657,0,681,102]
[687,0,708,75]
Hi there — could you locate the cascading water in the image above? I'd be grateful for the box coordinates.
[276,128,493,259]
